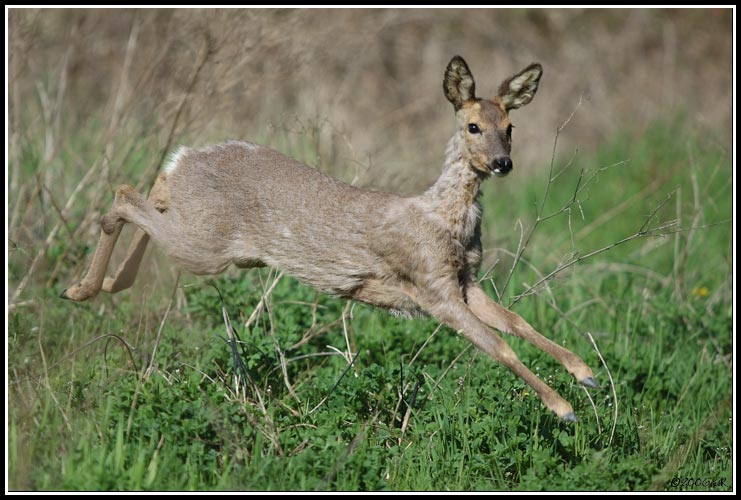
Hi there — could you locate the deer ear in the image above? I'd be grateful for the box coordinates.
[444,56,476,110]
[498,63,543,110]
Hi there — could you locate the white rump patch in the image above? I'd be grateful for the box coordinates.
[163,146,189,174]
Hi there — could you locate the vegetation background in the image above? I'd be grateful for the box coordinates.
[7,8,734,491]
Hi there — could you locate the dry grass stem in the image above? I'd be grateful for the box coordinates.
[145,271,180,378]
[586,331,617,446]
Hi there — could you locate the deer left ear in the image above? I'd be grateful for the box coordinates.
[444,56,476,111]
[498,63,543,110]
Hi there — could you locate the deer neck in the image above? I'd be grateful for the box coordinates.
[423,134,484,243]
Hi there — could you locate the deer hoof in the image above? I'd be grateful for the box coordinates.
[580,377,599,389]
[562,412,578,423]
[60,282,92,302]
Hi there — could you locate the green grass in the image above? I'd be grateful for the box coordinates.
[7,119,733,491]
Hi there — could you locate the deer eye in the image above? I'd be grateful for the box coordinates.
[468,123,481,134]
[506,124,514,139]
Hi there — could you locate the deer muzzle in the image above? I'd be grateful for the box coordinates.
[490,156,513,177]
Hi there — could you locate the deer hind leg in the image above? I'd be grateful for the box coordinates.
[466,284,598,387]
[101,174,170,293]
[61,186,133,302]
[416,284,578,421]
[61,182,165,302]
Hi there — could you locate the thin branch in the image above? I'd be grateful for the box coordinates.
[509,199,685,306]
[539,160,630,224]
[499,95,584,299]
[484,248,557,307]
[571,174,668,244]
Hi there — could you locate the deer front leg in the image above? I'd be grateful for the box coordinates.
[417,288,578,421]
[466,284,598,388]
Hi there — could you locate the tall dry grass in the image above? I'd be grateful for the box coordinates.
[9,9,732,180]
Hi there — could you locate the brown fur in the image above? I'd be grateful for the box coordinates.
[62,56,596,421]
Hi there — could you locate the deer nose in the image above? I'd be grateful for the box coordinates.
[491,156,513,176]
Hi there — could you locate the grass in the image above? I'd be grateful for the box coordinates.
[7,118,733,491]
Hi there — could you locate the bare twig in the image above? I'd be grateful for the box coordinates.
[7,300,35,312]
[672,145,703,302]
[571,174,668,243]
[510,193,681,306]
[103,334,141,379]
[484,248,557,307]
[499,95,584,300]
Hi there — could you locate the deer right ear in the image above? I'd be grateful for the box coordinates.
[443,56,476,110]
[498,63,543,110]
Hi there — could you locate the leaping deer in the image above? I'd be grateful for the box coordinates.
[62,56,598,421]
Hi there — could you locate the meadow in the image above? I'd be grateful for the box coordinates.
[7,8,733,492]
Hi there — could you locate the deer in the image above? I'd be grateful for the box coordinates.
[62,55,598,421]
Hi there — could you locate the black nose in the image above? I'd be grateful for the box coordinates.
[491,156,513,176]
